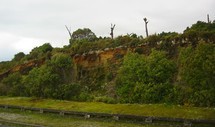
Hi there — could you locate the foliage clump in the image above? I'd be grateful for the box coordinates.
[116,50,176,103]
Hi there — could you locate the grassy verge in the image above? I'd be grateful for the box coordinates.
[0,96,214,120]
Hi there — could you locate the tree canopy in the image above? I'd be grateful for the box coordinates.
[71,28,97,43]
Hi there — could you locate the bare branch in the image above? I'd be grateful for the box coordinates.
[65,25,72,39]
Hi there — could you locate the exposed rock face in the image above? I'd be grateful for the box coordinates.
[0,43,170,81]
[73,47,128,68]
[72,47,130,81]
[0,59,45,80]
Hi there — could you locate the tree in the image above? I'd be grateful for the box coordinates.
[179,42,215,89]
[143,17,149,37]
[71,28,97,43]
[183,30,199,46]
[207,14,211,23]
[146,49,176,84]
[178,42,215,106]
[110,24,116,39]
[28,43,53,59]
[116,50,176,103]
[146,34,160,47]
[23,65,61,98]
[23,53,75,99]
[116,53,146,103]
[50,53,72,70]
[13,52,25,61]
[183,21,215,44]
[50,53,73,83]
[65,25,72,44]
[0,72,24,96]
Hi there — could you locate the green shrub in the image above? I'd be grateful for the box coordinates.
[116,50,176,103]
[78,92,94,102]
[94,96,117,104]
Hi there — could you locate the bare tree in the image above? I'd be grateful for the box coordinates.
[110,24,116,39]
[65,25,72,39]
[65,25,73,44]
[207,14,211,23]
[143,18,149,37]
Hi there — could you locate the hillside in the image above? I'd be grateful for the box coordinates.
[0,21,214,107]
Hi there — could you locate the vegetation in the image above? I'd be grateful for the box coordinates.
[70,28,97,44]
[0,96,215,120]
[25,43,53,60]
[0,21,214,108]
[116,50,176,103]
[176,42,215,106]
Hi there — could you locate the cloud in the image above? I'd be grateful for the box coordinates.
[0,0,214,61]
[0,32,18,61]
[0,32,48,61]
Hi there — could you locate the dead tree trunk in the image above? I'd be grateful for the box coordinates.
[143,18,149,37]
[207,14,211,23]
[65,25,72,43]
[110,24,115,39]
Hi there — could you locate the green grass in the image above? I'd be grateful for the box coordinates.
[0,96,215,120]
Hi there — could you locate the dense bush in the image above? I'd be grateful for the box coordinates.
[60,83,82,100]
[12,52,25,62]
[177,42,215,106]
[25,43,53,60]
[116,50,176,103]
[0,72,24,96]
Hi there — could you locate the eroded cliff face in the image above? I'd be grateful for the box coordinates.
[74,47,127,68]
[71,44,152,82]
[0,44,152,81]
[72,47,128,81]
[73,43,153,67]
[0,59,45,80]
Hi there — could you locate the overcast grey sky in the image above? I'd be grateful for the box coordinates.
[0,0,214,61]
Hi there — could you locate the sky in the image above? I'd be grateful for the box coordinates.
[0,0,214,61]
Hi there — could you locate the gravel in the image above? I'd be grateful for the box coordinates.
[0,113,26,121]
